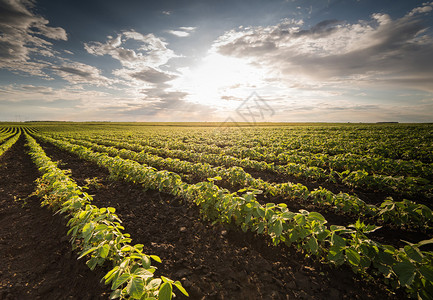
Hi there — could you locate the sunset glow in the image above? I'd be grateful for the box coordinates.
[1,0,432,122]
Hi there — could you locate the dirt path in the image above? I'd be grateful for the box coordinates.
[0,136,109,300]
[37,138,406,300]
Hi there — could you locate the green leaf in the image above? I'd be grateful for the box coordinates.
[142,255,151,269]
[78,246,98,259]
[121,245,132,252]
[256,207,265,218]
[266,203,276,209]
[327,246,344,265]
[174,281,189,297]
[150,255,162,263]
[82,222,95,242]
[109,289,121,299]
[403,245,423,263]
[376,263,392,277]
[420,265,433,282]
[274,219,283,237]
[417,238,433,248]
[308,212,325,222]
[281,212,295,220]
[257,223,265,234]
[359,256,371,269]
[133,267,153,277]
[112,273,131,290]
[294,214,306,226]
[158,282,173,300]
[100,244,110,259]
[95,224,108,231]
[86,257,99,270]
[331,233,346,248]
[316,229,330,241]
[104,266,119,284]
[127,277,145,299]
[345,248,360,266]
[307,236,318,254]
[147,278,162,290]
[378,250,396,266]
[393,261,416,287]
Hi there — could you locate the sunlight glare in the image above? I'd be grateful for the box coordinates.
[172,53,264,109]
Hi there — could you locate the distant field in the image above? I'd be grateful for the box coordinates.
[1,123,432,299]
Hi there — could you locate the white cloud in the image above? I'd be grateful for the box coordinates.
[212,6,433,93]
[167,30,191,37]
[407,2,433,16]
[85,30,193,111]
[179,27,196,31]
[166,26,196,37]
[84,31,176,69]
[0,0,67,76]
[52,62,112,86]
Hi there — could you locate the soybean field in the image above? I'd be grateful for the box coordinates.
[0,122,432,300]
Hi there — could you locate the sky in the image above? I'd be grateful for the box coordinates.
[1,0,433,122]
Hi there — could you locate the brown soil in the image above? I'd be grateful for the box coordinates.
[0,136,110,300]
[36,137,408,300]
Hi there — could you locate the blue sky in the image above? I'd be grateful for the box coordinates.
[1,0,432,122]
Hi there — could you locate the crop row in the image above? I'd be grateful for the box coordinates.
[0,132,20,157]
[39,123,433,164]
[80,124,433,163]
[25,133,188,300]
[57,133,432,200]
[50,135,433,231]
[34,132,433,299]
[0,127,18,135]
[54,129,433,180]
[0,132,15,143]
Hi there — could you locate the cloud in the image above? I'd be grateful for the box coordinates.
[85,30,191,111]
[212,4,433,93]
[129,67,177,84]
[84,31,176,68]
[116,93,218,121]
[407,2,433,17]
[166,26,196,37]
[167,30,191,37]
[52,62,112,86]
[0,98,82,108]
[19,84,54,94]
[0,0,67,76]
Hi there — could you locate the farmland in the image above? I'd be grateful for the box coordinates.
[0,122,432,299]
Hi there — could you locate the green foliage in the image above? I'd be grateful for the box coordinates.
[25,133,188,300]
[28,123,433,299]
[0,131,20,157]
[46,134,432,230]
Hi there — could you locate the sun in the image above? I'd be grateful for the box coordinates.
[171,53,264,108]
